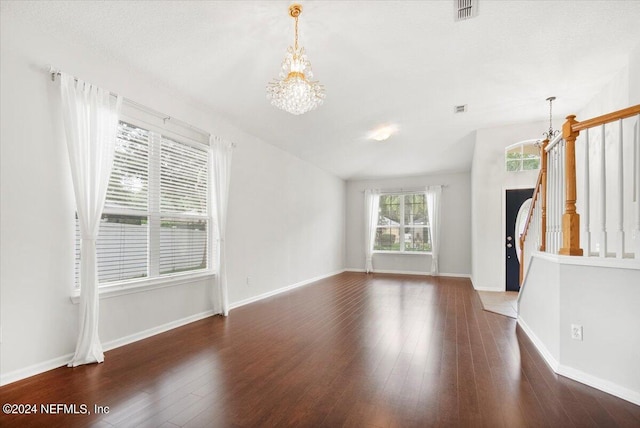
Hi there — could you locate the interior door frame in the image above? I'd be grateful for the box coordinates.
[502,184,535,291]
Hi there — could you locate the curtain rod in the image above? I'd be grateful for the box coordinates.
[361,185,445,194]
[47,66,221,143]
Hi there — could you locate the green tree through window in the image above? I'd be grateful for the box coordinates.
[374,193,431,252]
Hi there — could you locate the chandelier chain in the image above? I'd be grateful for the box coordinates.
[548,98,553,136]
[294,15,299,52]
[543,96,558,140]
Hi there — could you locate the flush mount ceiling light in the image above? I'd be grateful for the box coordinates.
[266,4,325,115]
[368,125,397,141]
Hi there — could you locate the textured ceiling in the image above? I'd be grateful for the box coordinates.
[3,1,640,179]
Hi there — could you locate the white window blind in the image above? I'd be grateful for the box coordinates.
[160,137,208,215]
[159,218,207,275]
[106,123,149,212]
[75,116,213,288]
[75,215,148,284]
[158,135,209,275]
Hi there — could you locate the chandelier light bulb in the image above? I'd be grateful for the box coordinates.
[266,4,325,115]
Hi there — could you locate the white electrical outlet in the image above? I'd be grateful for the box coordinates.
[571,324,583,341]
[246,276,251,286]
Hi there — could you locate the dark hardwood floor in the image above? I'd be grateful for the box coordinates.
[1,272,639,427]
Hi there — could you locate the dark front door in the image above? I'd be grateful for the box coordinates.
[505,188,534,291]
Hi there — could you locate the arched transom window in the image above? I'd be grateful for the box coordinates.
[505,140,540,172]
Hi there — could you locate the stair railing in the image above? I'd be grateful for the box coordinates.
[520,105,640,284]
[519,161,544,283]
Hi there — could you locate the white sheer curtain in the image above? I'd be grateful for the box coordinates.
[364,189,380,273]
[426,185,442,276]
[60,73,122,367]
[210,137,234,316]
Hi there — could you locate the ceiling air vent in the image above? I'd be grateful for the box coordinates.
[454,105,467,113]
[455,0,478,21]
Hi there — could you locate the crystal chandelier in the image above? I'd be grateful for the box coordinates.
[266,4,325,115]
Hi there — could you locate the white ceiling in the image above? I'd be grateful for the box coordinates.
[3,1,640,179]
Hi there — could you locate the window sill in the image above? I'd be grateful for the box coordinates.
[70,270,216,304]
[373,251,432,256]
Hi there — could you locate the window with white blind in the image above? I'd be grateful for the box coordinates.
[75,116,213,288]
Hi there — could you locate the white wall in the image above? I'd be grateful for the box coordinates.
[518,254,640,405]
[345,172,471,276]
[0,14,345,383]
[471,121,544,290]
[630,44,640,105]
[577,66,629,121]
[573,55,638,257]
[519,51,640,405]
[518,257,561,365]
[226,137,345,306]
[559,263,640,402]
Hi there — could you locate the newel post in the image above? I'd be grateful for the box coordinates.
[559,115,583,256]
[539,138,549,252]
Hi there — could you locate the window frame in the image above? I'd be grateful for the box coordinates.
[72,103,216,300]
[373,192,432,255]
[505,139,541,172]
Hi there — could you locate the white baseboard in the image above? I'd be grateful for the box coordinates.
[470,276,505,292]
[229,269,346,311]
[102,309,217,352]
[0,309,217,387]
[344,268,471,278]
[473,286,505,291]
[516,317,560,372]
[3,270,347,386]
[518,317,640,406]
[556,364,640,406]
[439,272,472,278]
[1,352,74,386]
[370,269,430,276]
